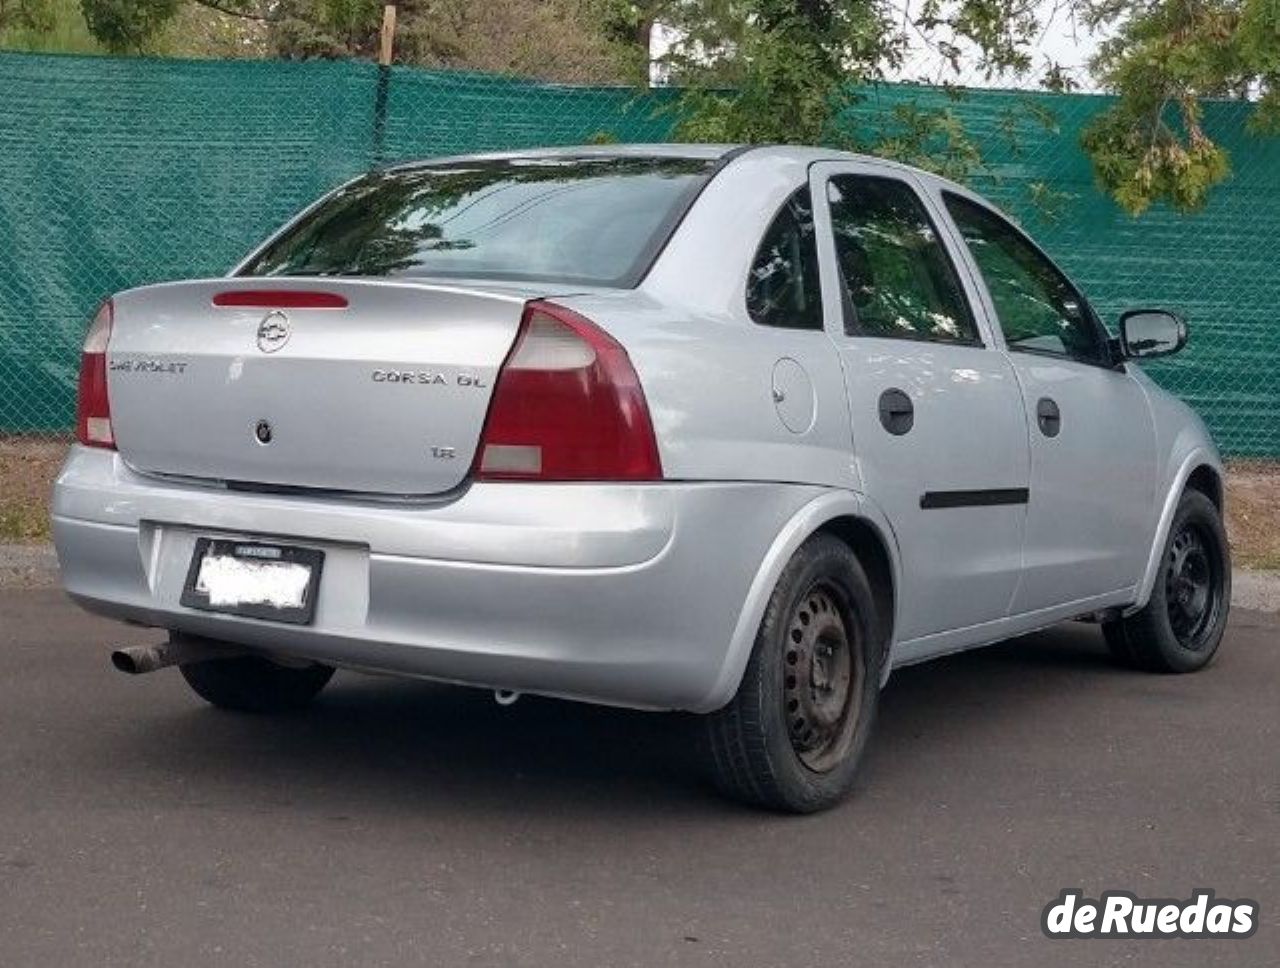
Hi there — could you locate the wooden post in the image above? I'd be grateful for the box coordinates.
[379,5,397,67]
[371,5,397,165]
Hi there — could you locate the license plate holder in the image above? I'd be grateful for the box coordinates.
[181,538,324,625]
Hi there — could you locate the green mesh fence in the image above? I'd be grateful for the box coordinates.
[1,51,1277,455]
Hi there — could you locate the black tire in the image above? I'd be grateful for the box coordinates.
[704,533,883,813]
[1103,489,1231,673]
[177,635,334,713]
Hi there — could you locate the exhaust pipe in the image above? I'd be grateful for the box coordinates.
[493,688,521,707]
[111,638,242,675]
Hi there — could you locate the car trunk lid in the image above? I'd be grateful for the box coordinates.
[106,277,554,495]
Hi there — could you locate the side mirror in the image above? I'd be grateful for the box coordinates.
[1118,309,1187,360]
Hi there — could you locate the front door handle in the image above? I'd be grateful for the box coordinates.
[1037,397,1061,437]
[878,388,914,436]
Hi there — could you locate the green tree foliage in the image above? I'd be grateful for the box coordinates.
[593,0,679,78]
[660,1,1050,184]
[0,0,54,33]
[73,0,630,81]
[1079,0,1280,213]
[661,0,1279,212]
[80,0,178,50]
[51,0,1280,213]
[668,1,896,144]
[76,0,383,56]
[391,0,627,80]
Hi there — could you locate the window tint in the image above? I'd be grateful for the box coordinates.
[746,188,823,330]
[827,175,978,344]
[242,156,716,287]
[944,193,1104,363]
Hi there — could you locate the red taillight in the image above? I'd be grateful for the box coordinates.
[475,301,662,482]
[76,299,115,449]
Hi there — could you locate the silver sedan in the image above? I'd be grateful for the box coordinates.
[53,145,1231,811]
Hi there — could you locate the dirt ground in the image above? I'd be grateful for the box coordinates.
[1225,460,1280,570]
[0,437,65,542]
[2,437,1278,569]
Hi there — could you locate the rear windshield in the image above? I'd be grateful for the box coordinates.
[240,155,717,287]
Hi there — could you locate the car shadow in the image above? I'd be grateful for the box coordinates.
[104,619,1130,819]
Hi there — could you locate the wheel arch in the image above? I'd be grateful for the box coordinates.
[816,515,897,658]
[1129,447,1226,615]
[693,491,902,713]
[1185,462,1224,510]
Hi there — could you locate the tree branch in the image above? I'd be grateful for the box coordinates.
[192,0,276,22]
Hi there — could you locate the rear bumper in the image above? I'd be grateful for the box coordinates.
[53,447,824,711]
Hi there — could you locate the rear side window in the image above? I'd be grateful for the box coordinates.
[241,156,717,287]
[747,188,823,330]
[827,175,978,344]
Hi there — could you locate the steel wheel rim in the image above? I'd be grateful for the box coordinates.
[782,583,862,773]
[1165,522,1221,650]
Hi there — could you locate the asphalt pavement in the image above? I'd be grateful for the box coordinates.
[1,588,1276,967]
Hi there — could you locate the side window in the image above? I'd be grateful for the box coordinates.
[746,188,823,330]
[827,175,978,344]
[944,193,1105,364]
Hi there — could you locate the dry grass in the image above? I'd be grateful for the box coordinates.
[1224,460,1280,571]
[2,438,1278,569]
[0,437,64,542]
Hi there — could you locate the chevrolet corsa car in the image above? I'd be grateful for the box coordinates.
[54,145,1231,812]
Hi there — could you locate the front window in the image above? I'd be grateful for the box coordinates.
[241,156,717,287]
[944,193,1106,364]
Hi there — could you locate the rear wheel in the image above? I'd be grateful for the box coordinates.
[1103,489,1230,673]
[704,534,882,813]
[176,634,334,713]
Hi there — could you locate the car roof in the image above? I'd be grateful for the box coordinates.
[385,143,967,193]
[386,143,739,171]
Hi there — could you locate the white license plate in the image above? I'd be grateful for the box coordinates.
[181,539,324,624]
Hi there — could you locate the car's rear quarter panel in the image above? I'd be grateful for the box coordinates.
[557,291,858,490]
[564,148,859,490]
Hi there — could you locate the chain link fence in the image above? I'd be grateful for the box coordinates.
[1,50,1277,455]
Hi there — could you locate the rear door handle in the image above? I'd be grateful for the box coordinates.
[1036,397,1061,437]
[878,388,914,436]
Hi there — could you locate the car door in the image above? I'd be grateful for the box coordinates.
[809,162,1031,646]
[937,189,1157,614]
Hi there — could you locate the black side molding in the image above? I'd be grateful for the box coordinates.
[920,488,1030,510]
